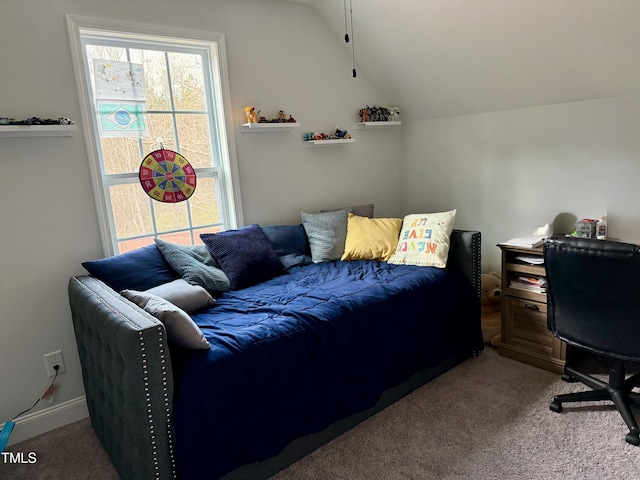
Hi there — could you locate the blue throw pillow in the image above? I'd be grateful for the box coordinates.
[82,244,178,292]
[260,224,312,268]
[200,224,286,290]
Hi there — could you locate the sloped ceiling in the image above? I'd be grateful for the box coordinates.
[283,0,640,119]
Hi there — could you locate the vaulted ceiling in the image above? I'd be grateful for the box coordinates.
[284,0,640,119]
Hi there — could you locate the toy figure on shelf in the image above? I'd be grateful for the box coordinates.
[1,116,75,125]
[271,110,297,123]
[335,127,349,139]
[359,105,399,122]
[304,127,351,141]
[244,106,258,123]
[255,109,297,123]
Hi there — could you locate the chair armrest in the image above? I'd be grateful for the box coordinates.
[68,275,176,480]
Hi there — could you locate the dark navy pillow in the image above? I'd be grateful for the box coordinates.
[260,224,312,268]
[200,224,286,290]
[82,244,178,292]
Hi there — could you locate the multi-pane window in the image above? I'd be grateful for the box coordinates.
[67,16,241,255]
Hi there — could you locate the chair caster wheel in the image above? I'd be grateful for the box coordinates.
[625,432,640,446]
[550,401,562,413]
[561,373,576,383]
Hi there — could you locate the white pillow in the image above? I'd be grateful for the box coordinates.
[388,210,456,268]
[121,289,210,350]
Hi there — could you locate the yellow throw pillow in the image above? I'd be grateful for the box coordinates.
[388,209,457,268]
[341,213,403,261]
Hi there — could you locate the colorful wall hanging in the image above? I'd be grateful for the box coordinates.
[139,148,196,203]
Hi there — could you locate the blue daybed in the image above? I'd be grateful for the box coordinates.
[68,211,482,480]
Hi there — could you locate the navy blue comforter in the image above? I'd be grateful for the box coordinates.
[170,260,481,479]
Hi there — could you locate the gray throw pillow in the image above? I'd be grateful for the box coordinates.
[154,239,231,292]
[146,279,216,313]
[301,210,349,263]
[121,289,210,350]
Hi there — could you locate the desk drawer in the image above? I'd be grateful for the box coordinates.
[503,297,556,357]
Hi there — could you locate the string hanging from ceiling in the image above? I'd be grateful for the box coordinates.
[343,0,356,77]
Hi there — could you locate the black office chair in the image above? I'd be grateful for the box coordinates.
[544,237,640,446]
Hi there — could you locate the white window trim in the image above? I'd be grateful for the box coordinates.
[66,14,243,257]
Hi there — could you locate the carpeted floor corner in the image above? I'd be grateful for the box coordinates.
[0,416,119,480]
[272,347,640,480]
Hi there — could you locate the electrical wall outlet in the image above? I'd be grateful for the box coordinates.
[43,350,66,377]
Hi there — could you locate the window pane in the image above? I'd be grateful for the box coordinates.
[85,45,127,70]
[192,226,222,245]
[142,113,176,152]
[129,49,171,111]
[157,231,195,245]
[176,114,213,168]
[168,52,206,111]
[109,183,153,239]
[190,176,220,227]
[153,198,189,233]
[101,136,141,174]
[117,237,155,254]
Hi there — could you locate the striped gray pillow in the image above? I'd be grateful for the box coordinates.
[154,238,230,292]
[301,210,349,263]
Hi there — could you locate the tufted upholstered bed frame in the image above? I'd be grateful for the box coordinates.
[68,229,480,480]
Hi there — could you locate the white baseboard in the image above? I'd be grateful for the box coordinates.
[3,396,88,447]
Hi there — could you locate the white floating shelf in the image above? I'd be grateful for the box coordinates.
[0,125,78,137]
[356,121,401,129]
[304,138,356,148]
[241,122,300,132]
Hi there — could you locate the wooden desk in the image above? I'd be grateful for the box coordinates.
[497,244,566,374]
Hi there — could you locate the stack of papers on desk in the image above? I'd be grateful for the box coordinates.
[499,236,544,248]
[516,255,545,265]
[510,275,547,293]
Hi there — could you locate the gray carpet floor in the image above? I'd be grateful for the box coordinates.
[2,346,639,479]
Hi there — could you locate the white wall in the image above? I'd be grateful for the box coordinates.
[402,95,640,272]
[0,0,402,442]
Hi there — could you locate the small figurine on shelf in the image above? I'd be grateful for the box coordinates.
[304,127,351,141]
[387,107,400,121]
[244,106,258,123]
[359,108,369,122]
[288,115,296,123]
[335,127,350,139]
